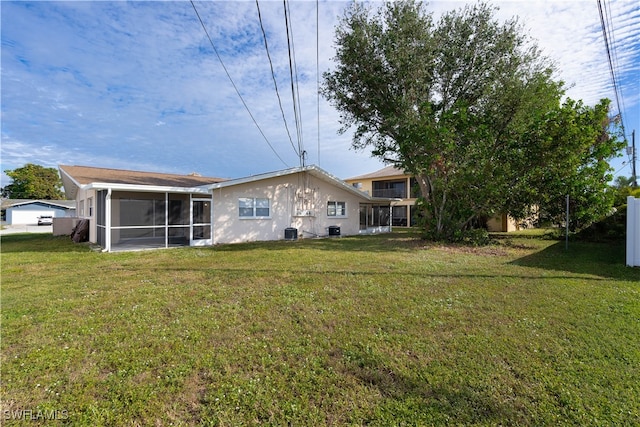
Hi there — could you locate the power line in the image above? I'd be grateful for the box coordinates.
[256,0,299,158]
[614,160,629,176]
[283,0,305,166]
[603,0,627,121]
[316,0,320,167]
[597,0,627,137]
[190,0,289,167]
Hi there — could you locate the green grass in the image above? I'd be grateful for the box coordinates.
[1,231,638,426]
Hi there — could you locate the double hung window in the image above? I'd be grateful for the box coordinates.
[327,201,346,217]
[239,197,270,218]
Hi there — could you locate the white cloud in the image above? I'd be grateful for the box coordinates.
[1,0,637,185]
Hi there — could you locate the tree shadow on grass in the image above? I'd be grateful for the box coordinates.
[509,239,638,281]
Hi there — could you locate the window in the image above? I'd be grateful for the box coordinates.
[79,200,85,217]
[239,197,270,218]
[88,197,94,217]
[373,180,407,198]
[327,201,346,217]
[392,205,407,226]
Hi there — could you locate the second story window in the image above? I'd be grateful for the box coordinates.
[372,180,407,198]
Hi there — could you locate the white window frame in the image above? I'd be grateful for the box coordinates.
[239,197,271,219]
[79,199,85,217]
[327,201,347,217]
[88,197,94,217]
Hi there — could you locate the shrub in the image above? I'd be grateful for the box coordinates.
[576,205,627,242]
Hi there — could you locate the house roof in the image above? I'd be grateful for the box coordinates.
[59,165,227,199]
[58,164,395,203]
[209,165,394,202]
[344,165,409,181]
[1,199,76,210]
[60,165,225,187]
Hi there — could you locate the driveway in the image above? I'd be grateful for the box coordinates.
[0,224,53,235]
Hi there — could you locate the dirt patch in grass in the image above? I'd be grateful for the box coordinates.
[431,244,509,256]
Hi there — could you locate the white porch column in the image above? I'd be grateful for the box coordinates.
[105,188,112,252]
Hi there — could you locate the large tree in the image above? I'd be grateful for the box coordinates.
[2,163,64,199]
[322,1,621,240]
[507,99,624,231]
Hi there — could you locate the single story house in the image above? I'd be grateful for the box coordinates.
[59,164,394,252]
[1,199,76,225]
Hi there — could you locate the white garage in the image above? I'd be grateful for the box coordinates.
[2,200,76,225]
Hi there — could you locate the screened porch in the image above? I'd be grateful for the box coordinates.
[358,203,392,234]
[96,190,212,252]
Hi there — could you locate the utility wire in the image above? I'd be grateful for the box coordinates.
[604,0,627,120]
[287,0,305,159]
[283,0,305,166]
[597,0,626,138]
[316,0,320,167]
[256,0,299,158]
[190,0,289,167]
[598,0,634,180]
[614,160,629,176]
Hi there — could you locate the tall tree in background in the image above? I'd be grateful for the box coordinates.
[2,163,64,199]
[612,175,640,208]
[322,1,621,240]
[507,99,624,231]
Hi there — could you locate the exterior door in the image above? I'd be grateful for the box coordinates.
[359,204,368,230]
[191,199,212,246]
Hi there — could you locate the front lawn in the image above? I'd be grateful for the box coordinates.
[1,231,638,425]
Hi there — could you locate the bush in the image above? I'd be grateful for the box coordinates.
[458,228,491,246]
[576,205,627,242]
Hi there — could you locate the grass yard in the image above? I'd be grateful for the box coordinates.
[1,230,638,426]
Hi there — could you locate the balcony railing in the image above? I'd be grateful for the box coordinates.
[372,188,407,198]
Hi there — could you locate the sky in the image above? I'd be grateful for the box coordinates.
[1,0,639,189]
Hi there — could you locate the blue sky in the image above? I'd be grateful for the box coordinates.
[1,0,639,187]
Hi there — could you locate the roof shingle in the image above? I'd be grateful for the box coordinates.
[345,165,408,181]
[59,165,226,188]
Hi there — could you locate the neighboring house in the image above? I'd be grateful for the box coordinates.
[59,164,394,252]
[485,213,524,233]
[345,166,419,227]
[1,199,76,225]
[345,165,523,232]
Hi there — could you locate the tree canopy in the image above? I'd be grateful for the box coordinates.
[2,163,64,199]
[322,1,622,240]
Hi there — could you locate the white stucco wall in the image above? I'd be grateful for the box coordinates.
[212,172,365,244]
[76,187,97,243]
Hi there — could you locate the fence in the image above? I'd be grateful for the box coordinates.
[627,196,640,267]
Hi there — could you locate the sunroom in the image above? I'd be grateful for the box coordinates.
[94,188,213,252]
[358,203,392,234]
